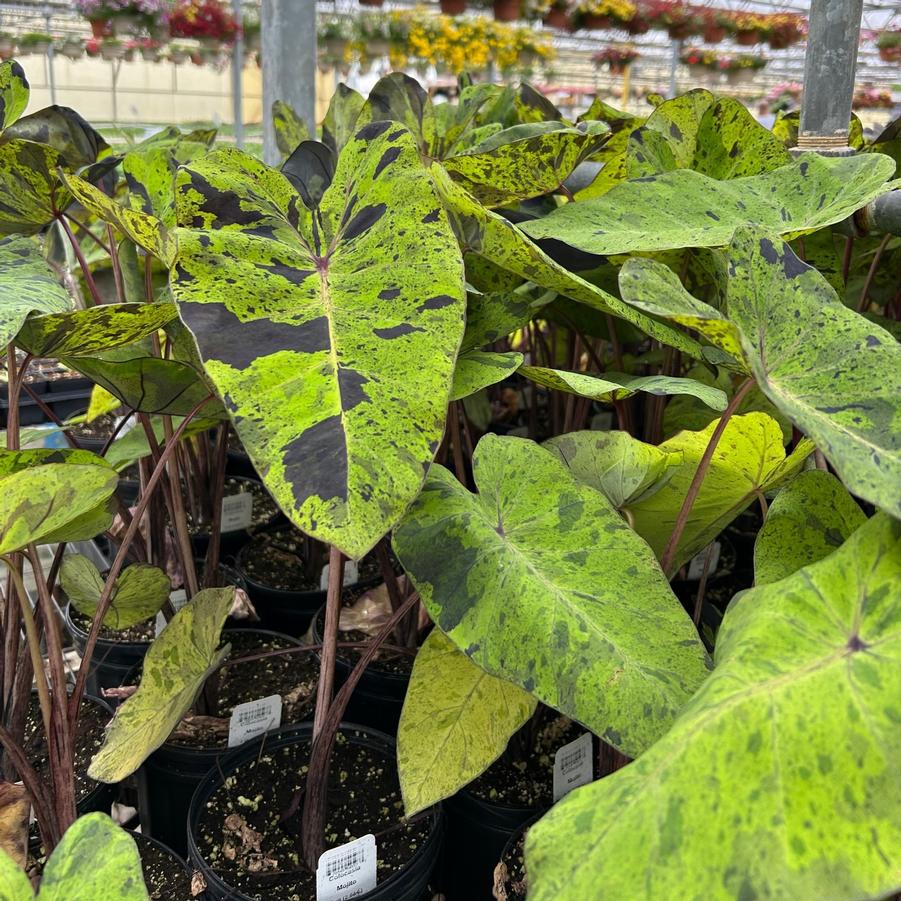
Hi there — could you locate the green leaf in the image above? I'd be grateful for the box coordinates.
[727,227,901,518]
[430,165,704,359]
[86,384,122,421]
[358,73,435,156]
[519,365,727,410]
[525,513,901,901]
[754,470,866,586]
[618,257,747,367]
[281,140,335,210]
[0,140,68,235]
[393,434,711,757]
[88,587,235,783]
[0,447,111,476]
[544,430,681,508]
[172,128,465,560]
[520,153,895,255]
[451,350,522,401]
[104,415,218,471]
[0,236,71,349]
[397,629,536,816]
[38,813,148,901]
[321,83,365,156]
[1,106,108,170]
[443,123,606,208]
[0,60,29,131]
[461,287,552,353]
[0,462,117,554]
[16,303,178,358]
[272,99,310,159]
[0,844,32,900]
[61,556,171,630]
[62,172,175,265]
[627,413,813,576]
[122,146,178,227]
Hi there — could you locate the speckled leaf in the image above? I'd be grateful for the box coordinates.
[451,350,522,401]
[0,447,110,476]
[431,165,703,359]
[526,513,901,901]
[0,462,117,554]
[727,227,901,518]
[17,303,178,358]
[754,470,865,586]
[574,128,634,200]
[519,365,727,410]
[122,147,178,227]
[520,153,895,255]
[628,413,814,575]
[0,843,31,900]
[0,236,71,348]
[88,587,234,783]
[272,99,309,158]
[514,84,562,125]
[61,555,170,629]
[171,127,465,560]
[62,172,175,264]
[1,105,108,170]
[393,434,711,757]
[0,782,28,870]
[321,84,365,156]
[443,123,607,208]
[545,430,681,509]
[0,140,69,235]
[397,628,536,816]
[618,257,747,369]
[358,73,435,156]
[0,60,28,131]
[461,287,552,353]
[38,813,148,901]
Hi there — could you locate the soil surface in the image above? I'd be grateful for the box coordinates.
[166,630,317,749]
[493,826,529,901]
[194,729,432,899]
[69,410,123,441]
[468,715,585,808]
[70,605,155,643]
[187,477,280,537]
[134,833,192,900]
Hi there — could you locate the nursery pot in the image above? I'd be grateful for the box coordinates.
[66,602,152,698]
[543,7,570,29]
[90,19,113,38]
[736,29,760,45]
[581,13,610,30]
[137,628,307,855]
[703,24,726,42]
[493,0,521,22]
[358,0,384,6]
[311,603,411,735]
[187,723,444,901]
[440,0,467,13]
[626,18,650,34]
[667,23,695,40]
[492,811,542,901]
[131,830,194,898]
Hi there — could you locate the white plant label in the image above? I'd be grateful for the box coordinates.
[155,589,189,637]
[316,833,377,901]
[221,492,254,532]
[227,694,283,748]
[319,560,359,591]
[553,731,593,802]
[687,541,722,581]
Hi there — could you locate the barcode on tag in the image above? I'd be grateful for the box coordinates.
[221,492,254,532]
[155,589,189,637]
[553,732,593,802]
[228,694,282,747]
[316,833,377,901]
[687,541,721,581]
[319,560,360,591]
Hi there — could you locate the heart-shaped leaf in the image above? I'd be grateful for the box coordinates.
[520,153,895,255]
[545,430,681,509]
[171,126,466,559]
[272,99,310,159]
[451,350,522,401]
[88,587,235,783]
[281,140,335,210]
[627,413,813,575]
[397,628,536,816]
[0,60,29,131]
[393,434,711,757]
[61,555,170,630]
[754,470,866,586]
[321,84,364,156]
[518,365,728,410]
[0,140,69,235]
[726,226,901,518]
[121,146,178,226]
[525,513,901,901]
[1,105,108,169]
[461,287,553,353]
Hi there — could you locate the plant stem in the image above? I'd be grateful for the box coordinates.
[841,235,854,286]
[448,402,467,487]
[311,545,345,741]
[58,215,102,306]
[63,214,111,255]
[0,725,57,849]
[691,541,716,627]
[67,394,214,730]
[162,414,199,599]
[660,378,754,576]
[856,233,890,313]
[108,225,125,304]
[202,424,229,588]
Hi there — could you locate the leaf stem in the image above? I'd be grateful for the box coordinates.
[856,233,890,313]
[58,214,102,306]
[311,545,344,742]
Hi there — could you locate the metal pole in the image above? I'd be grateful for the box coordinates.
[668,39,680,98]
[261,0,317,165]
[111,61,118,125]
[797,0,863,153]
[44,9,56,104]
[231,0,244,149]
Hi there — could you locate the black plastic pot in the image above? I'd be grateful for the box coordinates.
[187,723,443,901]
[442,788,540,901]
[1,383,93,428]
[76,694,119,817]
[136,628,303,856]
[311,604,411,735]
[66,602,151,698]
[492,811,542,901]
[131,829,193,888]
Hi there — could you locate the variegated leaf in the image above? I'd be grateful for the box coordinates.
[0,140,69,235]
[272,99,310,158]
[0,60,29,131]
[451,350,522,401]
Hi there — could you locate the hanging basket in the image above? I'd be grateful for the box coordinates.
[543,7,570,29]
[726,67,755,85]
[626,18,650,34]
[667,23,695,40]
[358,0,384,6]
[493,0,521,22]
[735,29,760,46]
[100,42,125,60]
[703,24,726,43]
[60,41,85,60]
[582,13,611,30]
[878,46,901,62]
[90,19,113,38]
[440,0,467,14]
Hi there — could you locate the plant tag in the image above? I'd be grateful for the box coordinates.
[221,492,254,532]
[316,833,377,901]
[553,731,593,802]
[319,560,359,591]
[687,541,721,581]
[227,694,283,748]
[590,411,614,431]
[155,589,189,637]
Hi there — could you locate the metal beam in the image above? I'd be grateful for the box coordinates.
[261,0,317,165]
